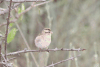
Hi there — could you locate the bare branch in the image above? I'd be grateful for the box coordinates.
[0,0,3,3]
[2,57,16,62]
[1,54,9,67]
[17,0,53,18]
[5,0,46,3]
[0,3,21,15]
[0,22,14,27]
[4,1,52,66]
[7,48,86,56]
[0,62,6,66]
[0,0,53,28]
[0,39,3,67]
[5,0,12,59]
[0,40,2,62]
[45,55,81,67]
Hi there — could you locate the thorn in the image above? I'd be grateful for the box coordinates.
[24,48,27,50]
[18,53,20,56]
[24,48,27,52]
[54,48,57,51]
[78,48,81,52]
[0,34,3,37]
[55,47,57,50]
[78,48,81,50]
[83,49,86,51]
[71,49,73,51]
[47,48,49,52]
[61,48,63,50]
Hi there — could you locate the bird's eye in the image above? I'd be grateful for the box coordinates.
[44,29,51,31]
[45,32,50,33]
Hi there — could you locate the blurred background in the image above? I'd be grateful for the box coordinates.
[0,0,100,67]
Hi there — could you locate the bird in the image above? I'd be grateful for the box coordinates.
[35,28,53,49]
[35,28,53,67]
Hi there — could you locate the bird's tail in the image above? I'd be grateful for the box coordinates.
[39,52,49,67]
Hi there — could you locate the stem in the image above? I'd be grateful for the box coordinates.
[5,0,12,59]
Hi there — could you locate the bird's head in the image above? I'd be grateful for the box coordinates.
[41,28,53,35]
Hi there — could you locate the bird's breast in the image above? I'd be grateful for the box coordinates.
[35,35,51,49]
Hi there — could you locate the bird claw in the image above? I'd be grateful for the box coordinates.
[47,48,49,52]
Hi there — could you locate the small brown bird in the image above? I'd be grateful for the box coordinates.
[35,28,53,49]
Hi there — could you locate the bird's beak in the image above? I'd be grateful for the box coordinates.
[51,31,53,34]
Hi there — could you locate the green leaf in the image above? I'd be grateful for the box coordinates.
[9,23,14,27]
[18,3,25,14]
[18,7,22,20]
[18,3,25,21]
[21,3,25,11]
[7,28,17,43]
[18,7,21,14]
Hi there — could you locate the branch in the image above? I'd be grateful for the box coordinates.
[1,54,9,67]
[17,0,53,18]
[0,40,2,62]
[0,39,3,67]
[0,0,3,3]
[0,62,6,66]
[5,0,46,3]
[0,3,21,15]
[45,55,81,67]
[0,22,14,27]
[0,0,53,28]
[1,53,13,67]
[2,57,16,62]
[5,0,12,59]
[6,1,52,66]
[7,48,86,56]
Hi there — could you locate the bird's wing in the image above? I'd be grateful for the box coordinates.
[35,36,42,43]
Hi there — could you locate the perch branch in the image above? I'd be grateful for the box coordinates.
[7,48,86,56]
[4,0,52,67]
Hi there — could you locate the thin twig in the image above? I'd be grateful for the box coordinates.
[17,0,53,18]
[45,55,81,67]
[7,48,86,56]
[5,0,46,3]
[1,53,8,67]
[0,40,2,62]
[0,3,21,15]
[2,57,16,62]
[10,10,39,66]
[0,38,3,67]
[0,0,3,3]
[0,62,6,65]
[0,0,53,28]
[0,22,14,28]
[5,0,12,59]
[6,1,52,67]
